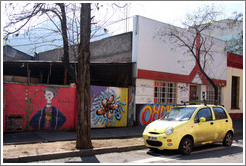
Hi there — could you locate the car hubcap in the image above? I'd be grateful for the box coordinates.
[183,140,191,153]
[226,134,232,145]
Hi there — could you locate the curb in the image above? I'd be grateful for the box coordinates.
[3,145,147,163]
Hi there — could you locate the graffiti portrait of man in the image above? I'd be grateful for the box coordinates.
[30,87,66,130]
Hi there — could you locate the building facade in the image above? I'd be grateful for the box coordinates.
[3,15,242,132]
[201,19,243,119]
[132,16,229,125]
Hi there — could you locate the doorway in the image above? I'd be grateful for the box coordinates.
[190,85,198,101]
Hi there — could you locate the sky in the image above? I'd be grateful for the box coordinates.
[106,1,244,35]
[2,1,244,33]
[129,1,244,22]
[1,1,244,54]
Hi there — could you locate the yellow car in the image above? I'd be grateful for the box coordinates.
[143,104,234,155]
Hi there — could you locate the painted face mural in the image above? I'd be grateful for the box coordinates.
[29,87,66,130]
[91,87,127,127]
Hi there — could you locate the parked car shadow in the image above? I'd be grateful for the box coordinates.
[147,143,243,160]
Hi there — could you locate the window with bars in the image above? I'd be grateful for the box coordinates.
[206,85,221,105]
[154,81,177,104]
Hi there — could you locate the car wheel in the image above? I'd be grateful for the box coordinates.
[179,137,193,155]
[223,132,233,147]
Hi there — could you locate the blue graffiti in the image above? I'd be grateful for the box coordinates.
[91,89,126,126]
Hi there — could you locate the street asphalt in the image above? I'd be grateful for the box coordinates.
[3,119,243,163]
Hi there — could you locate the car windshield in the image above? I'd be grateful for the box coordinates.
[160,107,197,121]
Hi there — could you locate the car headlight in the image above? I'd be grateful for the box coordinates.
[165,127,174,135]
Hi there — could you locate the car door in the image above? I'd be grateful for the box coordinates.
[212,107,229,142]
[193,107,215,144]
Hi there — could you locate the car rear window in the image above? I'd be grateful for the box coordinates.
[213,107,228,120]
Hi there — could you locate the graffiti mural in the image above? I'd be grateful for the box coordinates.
[137,104,179,126]
[30,87,66,130]
[3,83,76,132]
[178,83,189,93]
[3,83,129,132]
[24,88,38,131]
[91,86,128,128]
[177,83,189,104]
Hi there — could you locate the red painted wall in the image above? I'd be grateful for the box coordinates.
[227,52,243,69]
[229,113,243,120]
[3,83,76,132]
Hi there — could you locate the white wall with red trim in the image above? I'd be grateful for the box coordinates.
[132,16,227,84]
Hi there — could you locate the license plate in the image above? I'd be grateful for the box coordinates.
[148,136,157,141]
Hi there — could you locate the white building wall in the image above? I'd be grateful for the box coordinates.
[200,36,227,81]
[135,79,154,104]
[133,16,227,81]
[133,16,195,76]
[133,16,228,107]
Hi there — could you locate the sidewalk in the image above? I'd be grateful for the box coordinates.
[3,126,145,145]
[3,119,243,163]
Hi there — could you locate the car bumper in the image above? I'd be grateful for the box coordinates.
[143,132,182,150]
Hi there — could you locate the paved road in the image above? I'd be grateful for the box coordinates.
[31,136,243,164]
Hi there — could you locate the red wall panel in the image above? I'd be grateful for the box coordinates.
[4,83,76,131]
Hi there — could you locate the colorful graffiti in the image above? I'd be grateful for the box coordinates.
[91,86,128,128]
[3,83,128,132]
[3,83,76,132]
[24,88,38,130]
[29,87,66,130]
[138,104,178,126]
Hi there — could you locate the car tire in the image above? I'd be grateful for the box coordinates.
[149,147,158,152]
[179,137,193,155]
[223,132,233,147]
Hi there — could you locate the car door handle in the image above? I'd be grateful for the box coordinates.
[210,122,214,125]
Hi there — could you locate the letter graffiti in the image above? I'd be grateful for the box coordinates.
[139,104,177,126]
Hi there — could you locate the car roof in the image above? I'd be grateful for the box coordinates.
[179,104,223,108]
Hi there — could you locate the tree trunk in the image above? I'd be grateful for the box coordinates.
[76,3,92,149]
[59,3,75,82]
[195,34,219,105]
[198,65,219,105]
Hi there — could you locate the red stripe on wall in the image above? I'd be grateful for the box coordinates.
[138,68,226,86]
[227,52,243,69]
[137,69,190,83]
[229,113,243,120]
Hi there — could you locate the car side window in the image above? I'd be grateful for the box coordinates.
[194,108,213,123]
[213,107,228,120]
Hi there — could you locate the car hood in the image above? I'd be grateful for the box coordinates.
[145,120,186,133]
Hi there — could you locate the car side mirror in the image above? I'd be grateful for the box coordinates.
[199,117,206,124]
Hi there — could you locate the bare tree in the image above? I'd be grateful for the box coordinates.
[157,5,225,104]
[3,2,128,149]
[227,12,243,55]
[3,2,91,149]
